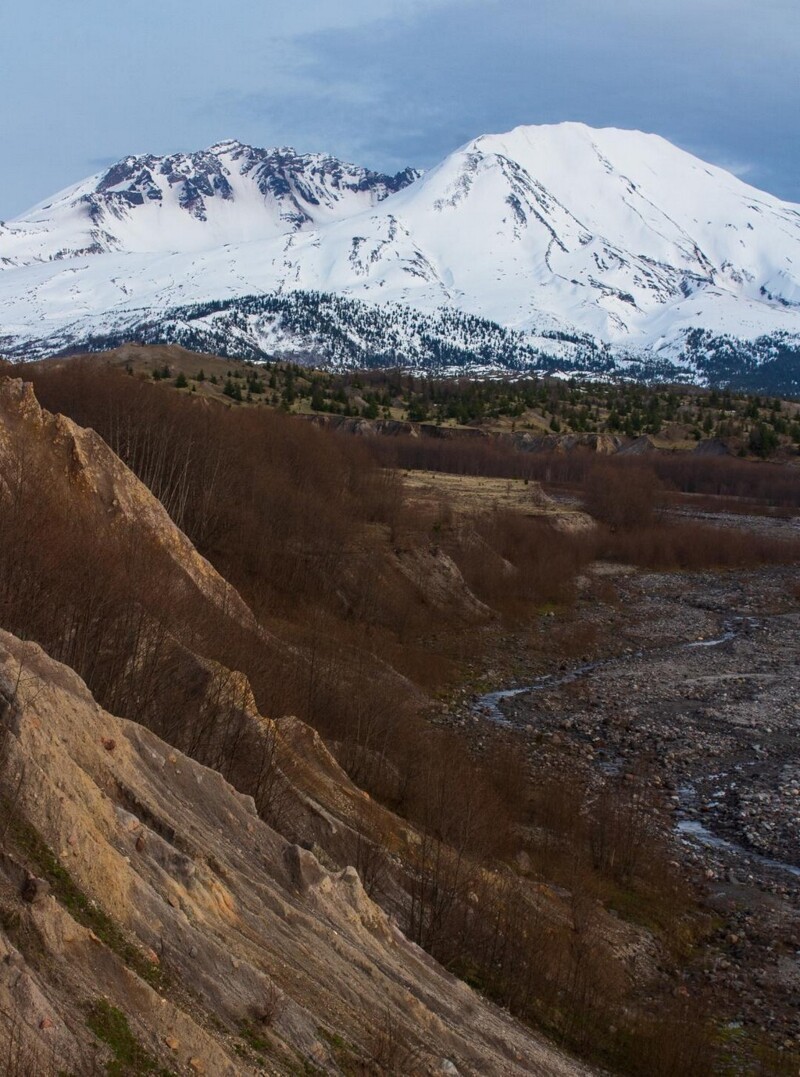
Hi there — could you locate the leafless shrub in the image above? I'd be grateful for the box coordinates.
[584,461,662,530]
[450,509,587,618]
[591,519,800,570]
[360,1006,425,1075]
[0,366,765,1075]
[353,811,392,899]
[252,979,287,1029]
[0,1014,39,1077]
[0,1008,77,1077]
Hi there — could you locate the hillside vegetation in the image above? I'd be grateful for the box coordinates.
[1,360,799,1074]
[33,345,800,460]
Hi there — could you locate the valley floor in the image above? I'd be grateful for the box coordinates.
[442,556,800,1056]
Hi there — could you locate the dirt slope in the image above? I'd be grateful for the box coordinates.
[0,377,254,628]
[0,631,591,1076]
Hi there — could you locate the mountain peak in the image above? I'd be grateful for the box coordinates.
[2,124,800,388]
[206,137,248,152]
[464,120,689,165]
[3,140,420,253]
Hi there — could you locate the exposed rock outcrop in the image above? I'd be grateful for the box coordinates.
[692,436,734,457]
[615,434,660,456]
[0,630,590,1075]
[391,545,492,622]
[308,412,623,456]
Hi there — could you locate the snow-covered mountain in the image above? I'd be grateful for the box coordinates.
[0,141,419,264]
[2,123,800,391]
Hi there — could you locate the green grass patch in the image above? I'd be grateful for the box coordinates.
[86,1000,175,1077]
[603,878,716,960]
[318,1027,360,1072]
[2,797,166,988]
[605,882,677,934]
[714,1026,800,1077]
[236,1019,270,1058]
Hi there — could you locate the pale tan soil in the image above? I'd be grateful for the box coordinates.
[0,630,593,1076]
[400,469,595,532]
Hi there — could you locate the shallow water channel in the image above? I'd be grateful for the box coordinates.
[472,618,800,882]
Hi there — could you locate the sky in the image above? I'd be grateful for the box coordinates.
[2,0,799,218]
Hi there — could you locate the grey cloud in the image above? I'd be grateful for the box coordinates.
[1,0,798,215]
[231,0,800,196]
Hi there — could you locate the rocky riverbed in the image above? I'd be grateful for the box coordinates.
[441,559,800,1052]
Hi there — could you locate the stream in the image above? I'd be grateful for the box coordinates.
[474,620,742,726]
[472,616,800,883]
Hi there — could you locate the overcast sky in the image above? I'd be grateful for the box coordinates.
[2,0,798,217]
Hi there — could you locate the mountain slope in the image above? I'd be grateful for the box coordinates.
[2,124,800,388]
[0,628,590,1076]
[0,141,419,264]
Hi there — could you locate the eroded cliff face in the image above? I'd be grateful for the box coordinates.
[0,377,255,629]
[0,631,589,1076]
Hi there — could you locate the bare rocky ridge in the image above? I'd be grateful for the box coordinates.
[307,413,624,457]
[0,377,255,629]
[0,630,590,1076]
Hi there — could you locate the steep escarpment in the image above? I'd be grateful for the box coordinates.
[0,375,593,1073]
[0,630,587,1076]
[0,376,254,629]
